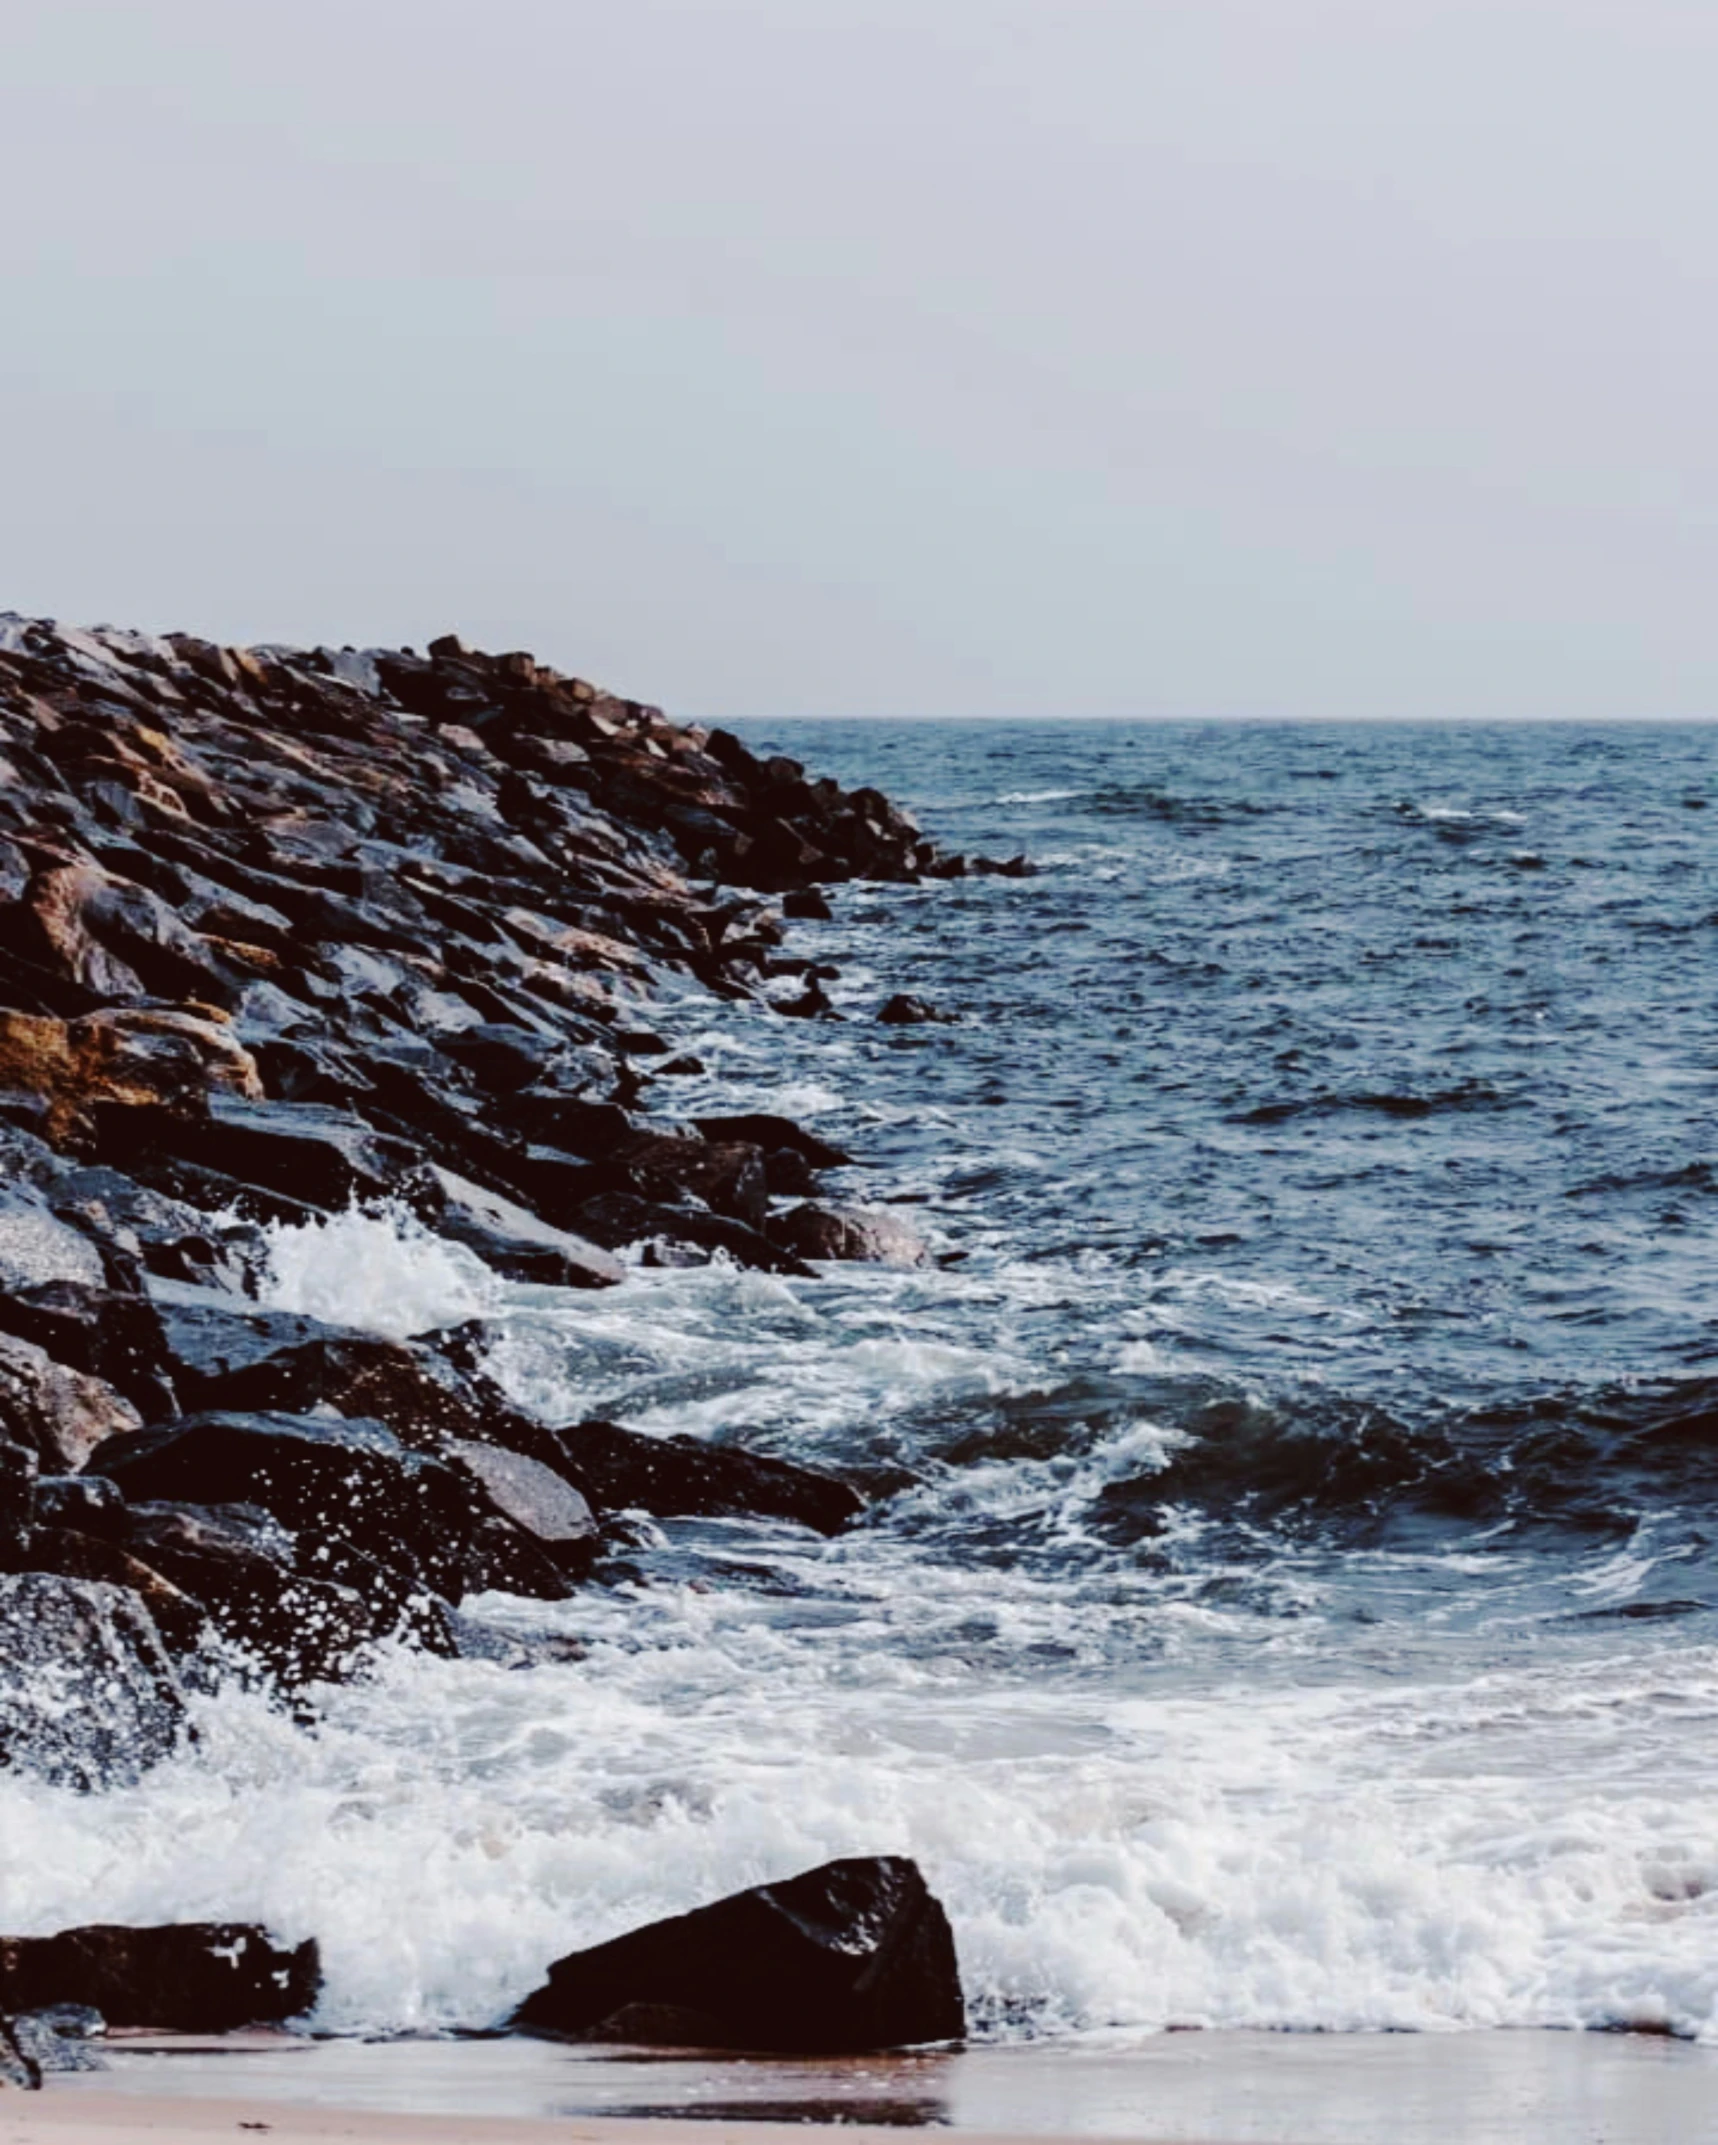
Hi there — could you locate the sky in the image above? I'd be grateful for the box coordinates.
[2,0,1714,721]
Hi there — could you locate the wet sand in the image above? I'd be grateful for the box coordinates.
[3,2030,1714,2145]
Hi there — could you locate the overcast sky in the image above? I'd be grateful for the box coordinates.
[3,1,1714,719]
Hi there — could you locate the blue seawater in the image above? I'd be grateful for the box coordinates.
[5,720,1716,2046]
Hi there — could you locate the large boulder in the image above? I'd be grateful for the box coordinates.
[0,1574,189,1790]
[97,1096,427,1213]
[0,1924,319,2030]
[511,1856,964,2052]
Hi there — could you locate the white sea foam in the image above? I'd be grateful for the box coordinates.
[253,1207,503,1339]
[4,1602,1716,2041]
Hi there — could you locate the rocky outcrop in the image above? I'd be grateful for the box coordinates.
[511,1856,965,2052]
[0,610,975,1784]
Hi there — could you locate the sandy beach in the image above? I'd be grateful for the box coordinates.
[3,2031,1715,2145]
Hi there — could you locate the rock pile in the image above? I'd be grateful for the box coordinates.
[0,611,963,1736]
[0,614,974,2053]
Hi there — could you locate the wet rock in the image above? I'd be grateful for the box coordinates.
[14,858,242,1009]
[0,1282,175,1419]
[0,1573,189,1789]
[766,1202,929,1270]
[29,1473,127,1537]
[427,1165,624,1289]
[7,1527,206,1656]
[448,1439,598,1583]
[693,1114,853,1170]
[91,1411,479,1604]
[968,854,1034,878]
[0,1331,142,1472]
[0,1006,262,1152]
[0,1439,36,1546]
[602,1132,772,1231]
[0,1924,319,2031]
[118,1502,408,1682]
[877,994,953,1025]
[781,889,833,920]
[511,1856,964,2052]
[550,1420,864,1536]
[98,1096,427,1213]
[0,2012,41,2091]
[570,1191,815,1278]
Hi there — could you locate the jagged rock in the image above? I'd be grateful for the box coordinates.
[448,1439,598,1585]
[427,1166,624,1289]
[511,1856,964,2052]
[0,1282,175,1419]
[782,889,833,920]
[603,1133,771,1231]
[0,1574,189,1790]
[550,1420,864,1536]
[152,1300,371,1405]
[7,1527,205,1655]
[766,1203,929,1270]
[90,1412,479,1604]
[0,1924,319,2031]
[0,1006,261,1151]
[13,858,242,1009]
[98,1096,428,1213]
[0,1330,141,1472]
[570,1191,815,1278]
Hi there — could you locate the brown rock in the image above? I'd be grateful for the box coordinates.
[766,1203,929,1270]
[0,1006,262,1151]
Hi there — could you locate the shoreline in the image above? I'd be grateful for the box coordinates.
[6,2029,1718,2145]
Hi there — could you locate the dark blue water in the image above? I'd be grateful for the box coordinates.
[746,718,1718,1580]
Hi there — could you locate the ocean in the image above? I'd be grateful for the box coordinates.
[6,718,1718,2068]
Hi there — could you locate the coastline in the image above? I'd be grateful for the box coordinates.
[6,2029,1718,2145]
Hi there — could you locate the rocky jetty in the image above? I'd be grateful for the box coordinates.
[0,612,974,2052]
[0,608,972,1722]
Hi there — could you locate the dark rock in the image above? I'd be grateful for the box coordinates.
[969,854,1035,878]
[427,1166,624,1290]
[0,1924,319,2031]
[693,1114,853,1170]
[570,1192,815,1278]
[0,1330,141,1472]
[511,1856,964,2053]
[448,1439,598,1585]
[6,1526,206,1656]
[0,1438,36,1544]
[96,1096,426,1213]
[877,994,952,1026]
[781,889,833,920]
[550,1420,863,1537]
[91,1411,479,1604]
[605,1133,771,1231]
[29,1473,126,1538]
[0,1283,175,1420]
[153,1300,373,1406]
[119,1502,412,1681]
[766,1203,929,1270]
[0,1574,189,1789]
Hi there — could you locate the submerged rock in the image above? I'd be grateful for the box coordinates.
[511,1855,964,2052]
